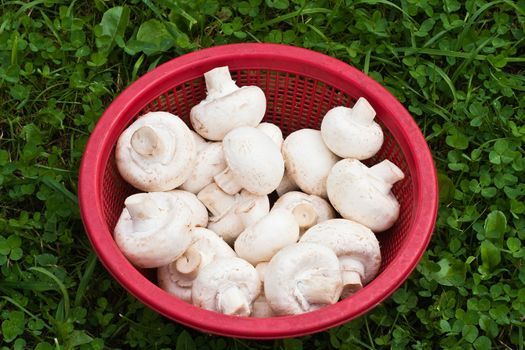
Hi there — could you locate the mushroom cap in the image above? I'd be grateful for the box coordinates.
[180,142,226,194]
[190,67,266,141]
[300,219,381,285]
[157,228,236,302]
[115,111,196,192]
[220,126,284,195]
[320,98,384,159]
[192,257,261,316]
[264,242,343,315]
[167,190,208,227]
[256,122,283,148]
[234,209,300,265]
[273,191,336,231]
[189,227,236,265]
[282,129,339,198]
[114,192,192,268]
[326,159,404,232]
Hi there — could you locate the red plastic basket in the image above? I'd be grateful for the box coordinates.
[79,43,438,339]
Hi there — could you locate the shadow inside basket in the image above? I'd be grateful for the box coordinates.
[101,69,414,284]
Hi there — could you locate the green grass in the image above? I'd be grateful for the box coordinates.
[1,0,524,349]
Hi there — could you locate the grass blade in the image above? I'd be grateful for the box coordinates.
[2,296,51,330]
[40,176,78,205]
[74,252,98,307]
[30,267,70,320]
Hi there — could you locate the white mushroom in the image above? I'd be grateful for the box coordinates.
[275,170,299,196]
[234,209,300,265]
[257,122,283,148]
[214,126,284,195]
[255,262,269,281]
[180,142,226,194]
[256,122,298,196]
[114,192,192,268]
[272,191,336,233]
[168,190,208,227]
[206,214,245,245]
[192,257,261,316]
[115,111,196,191]
[321,98,384,159]
[282,129,339,198]
[157,228,236,302]
[264,242,343,315]
[190,130,208,152]
[235,190,271,228]
[252,262,274,318]
[198,183,269,243]
[190,66,266,141]
[326,159,405,232]
[300,219,381,298]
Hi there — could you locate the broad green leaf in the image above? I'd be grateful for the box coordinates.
[10,247,23,260]
[1,311,25,343]
[480,240,501,271]
[473,336,492,350]
[484,211,507,239]
[266,0,289,9]
[34,343,54,350]
[431,258,466,286]
[65,330,93,348]
[0,149,9,165]
[446,132,469,150]
[437,172,455,202]
[176,330,196,350]
[136,19,174,55]
[462,324,478,343]
[96,6,130,52]
[284,339,303,350]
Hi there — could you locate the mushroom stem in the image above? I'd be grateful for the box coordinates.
[124,194,162,232]
[217,286,251,316]
[341,270,363,297]
[351,97,376,125]
[255,262,269,282]
[197,184,236,220]
[275,171,298,196]
[175,246,202,278]
[252,295,274,318]
[204,67,238,99]
[369,160,405,191]
[295,273,340,310]
[292,203,318,230]
[214,167,242,195]
[339,256,366,297]
[130,126,166,157]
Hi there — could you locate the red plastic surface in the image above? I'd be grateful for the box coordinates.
[79,43,438,339]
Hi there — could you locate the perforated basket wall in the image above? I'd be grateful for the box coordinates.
[80,44,438,339]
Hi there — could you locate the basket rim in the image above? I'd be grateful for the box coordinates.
[79,43,438,339]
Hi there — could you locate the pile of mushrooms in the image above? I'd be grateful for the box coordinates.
[113,66,405,317]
